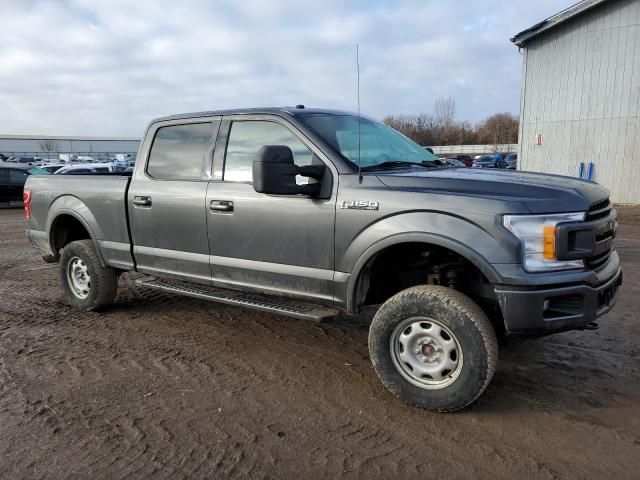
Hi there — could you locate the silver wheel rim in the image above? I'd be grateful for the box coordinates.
[66,256,91,299]
[390,317,463,390]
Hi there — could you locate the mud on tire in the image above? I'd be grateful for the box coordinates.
[368,285,498,412]
[60,239,118,311]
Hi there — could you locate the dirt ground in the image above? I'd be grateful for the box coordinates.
[1,207,639,479]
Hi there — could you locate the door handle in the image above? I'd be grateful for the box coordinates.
[210,200,234,213]
[133,196,152,207]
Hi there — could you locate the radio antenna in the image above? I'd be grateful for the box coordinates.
[356,44,362,183]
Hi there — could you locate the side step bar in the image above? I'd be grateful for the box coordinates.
[135,277,339,322]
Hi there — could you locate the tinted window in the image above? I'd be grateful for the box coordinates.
[224,121,313,182]
[148,122,214,180]
[8,169,28,184]
[94,167,109,173]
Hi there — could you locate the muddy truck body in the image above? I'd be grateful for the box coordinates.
[24,107,622,411]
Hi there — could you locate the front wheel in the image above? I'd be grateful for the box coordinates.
[368,285,498,412]
[60,239,118,311]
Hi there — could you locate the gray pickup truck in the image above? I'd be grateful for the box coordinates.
[24,106,622,411]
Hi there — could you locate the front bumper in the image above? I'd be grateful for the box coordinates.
[495,267,623,334]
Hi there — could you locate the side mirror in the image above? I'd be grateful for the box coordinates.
[253,145,325,196]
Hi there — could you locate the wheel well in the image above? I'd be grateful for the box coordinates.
[354,242,504,334]
[51,214,92,255]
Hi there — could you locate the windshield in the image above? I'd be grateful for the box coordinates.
[300,114,439,170]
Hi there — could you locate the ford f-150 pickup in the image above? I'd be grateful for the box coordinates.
[24,106,622,411]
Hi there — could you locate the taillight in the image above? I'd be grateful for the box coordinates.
[23,190,32,220]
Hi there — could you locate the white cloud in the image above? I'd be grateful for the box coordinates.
[0,0,569,136]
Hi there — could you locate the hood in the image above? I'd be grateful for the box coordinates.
[375,168,608,214]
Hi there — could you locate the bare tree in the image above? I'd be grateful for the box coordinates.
[384,105,519,148]
[39,138,59,152]
[475,113,519,149]
[434,97,457,127]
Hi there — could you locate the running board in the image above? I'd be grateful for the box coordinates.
[135,277,339,322]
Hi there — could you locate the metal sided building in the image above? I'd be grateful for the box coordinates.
[512,0,640,204]
[0,134,140,159]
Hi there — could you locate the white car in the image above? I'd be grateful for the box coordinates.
[40,163,68,174]
[54,163,117,175]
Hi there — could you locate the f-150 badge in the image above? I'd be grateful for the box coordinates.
[340,200,379,210]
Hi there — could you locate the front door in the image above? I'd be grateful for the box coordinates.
[128,117,220,284]
[206,116,337,304]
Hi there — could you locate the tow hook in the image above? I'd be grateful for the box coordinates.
[581,322,599,331]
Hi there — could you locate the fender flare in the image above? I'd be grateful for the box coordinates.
[346,231,503,312]
[46,197,107,267]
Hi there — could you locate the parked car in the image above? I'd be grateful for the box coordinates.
[40,163,68,174]
[442,158,465,167]
[24,106,621,412]
[4,156,39,166]
[112,158,135,172]
[473,153,504,168]
[55,163,117,175]
[0,164,49,203]
[446,155,473,167]
[504,153,518,170]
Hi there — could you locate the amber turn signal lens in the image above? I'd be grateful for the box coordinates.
[542,225,556,259]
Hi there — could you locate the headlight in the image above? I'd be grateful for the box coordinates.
[503,212,586,272]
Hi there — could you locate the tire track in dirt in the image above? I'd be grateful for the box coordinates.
[2,207,640,478]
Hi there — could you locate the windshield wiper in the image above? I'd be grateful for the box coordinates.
[360,160,443,172]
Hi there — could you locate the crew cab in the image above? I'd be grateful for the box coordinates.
[24,106,622,411]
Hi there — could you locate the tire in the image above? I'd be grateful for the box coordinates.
[368,285,498,412]
[59,239,118,311]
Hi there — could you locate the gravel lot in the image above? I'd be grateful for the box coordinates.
[1,206,639,479]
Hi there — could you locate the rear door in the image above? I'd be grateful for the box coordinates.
[205,115,337,304]
[128,117,221,284]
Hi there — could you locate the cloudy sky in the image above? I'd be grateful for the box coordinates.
[1,0,569,137]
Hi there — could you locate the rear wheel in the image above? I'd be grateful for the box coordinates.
[368,285,498,412]
[60,239,117,311]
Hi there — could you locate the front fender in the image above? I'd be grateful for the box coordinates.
[338,211,515,311]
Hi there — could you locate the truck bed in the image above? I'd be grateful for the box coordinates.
[25,174,133,270]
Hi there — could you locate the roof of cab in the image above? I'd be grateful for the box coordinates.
[149,106,358,124]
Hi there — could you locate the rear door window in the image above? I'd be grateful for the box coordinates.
[147,122,216,180]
